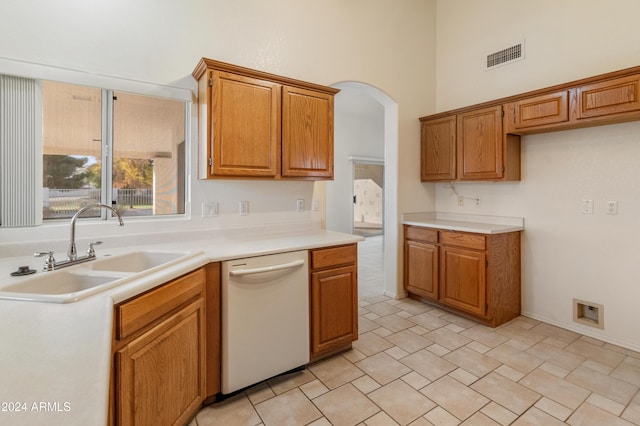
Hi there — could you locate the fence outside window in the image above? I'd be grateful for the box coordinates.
[43,188,153,219]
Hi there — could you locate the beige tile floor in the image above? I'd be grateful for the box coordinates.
[190,235,640,425]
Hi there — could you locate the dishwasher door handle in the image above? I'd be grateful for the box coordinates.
[229,259,305,277]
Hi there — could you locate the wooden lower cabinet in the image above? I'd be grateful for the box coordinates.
[112,266,220,426]
[404,239,438,300]
[204,263,221,403]
[404,225,521,327]
[116,299,205,426]
[309,244,358,359]
[439,245,486,317]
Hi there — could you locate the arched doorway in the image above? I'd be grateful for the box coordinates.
[326,82,399,300]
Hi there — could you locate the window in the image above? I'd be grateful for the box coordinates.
[41,81,186,220]
[42,81,102,219]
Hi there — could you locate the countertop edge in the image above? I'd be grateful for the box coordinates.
[402,220,524,234]
[402,212,524,234]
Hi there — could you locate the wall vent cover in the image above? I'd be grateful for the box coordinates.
[486,41,525,69]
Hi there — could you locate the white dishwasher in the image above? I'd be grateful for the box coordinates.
[221,250,309,394]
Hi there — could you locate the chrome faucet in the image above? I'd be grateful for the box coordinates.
[68,203,124,260]
[35,203,124,271]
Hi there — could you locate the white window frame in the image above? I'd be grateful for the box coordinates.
[0,57,192,225]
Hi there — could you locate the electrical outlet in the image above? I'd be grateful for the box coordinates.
[239,201,249,216]
[312,198,319,211]
[581,199,593,214]
[457,196,464,206]
[606,200,618,215]
[201,201,219,217]
[296,199,304,212]
[475,197,481,207]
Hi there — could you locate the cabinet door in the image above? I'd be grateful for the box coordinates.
[440,246,486,317]
[577,74,640,119]
[404,239,438,300]
[420,116,456,181]
[282,86,334,178]
[513,91,570,129]
[212,71,281,177]
[311,264,357,357]
[457,105,503,180]
[116,299,206,426]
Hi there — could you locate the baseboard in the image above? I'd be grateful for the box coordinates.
[521,310,640,353]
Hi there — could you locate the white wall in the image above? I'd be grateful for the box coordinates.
[327,85,385,234]
[0,0,437,277]
[435,0,640,350]
[435,0,640,111]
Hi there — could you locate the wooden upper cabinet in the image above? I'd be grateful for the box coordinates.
[212,71,280,177]
[420,116,456,181]
[512,90,570,129]
[420,106,519,182]
[193,58,339,180]
[282,86,334,178]
[577,74,640,119]
[419,66,640,182]
[457,105,504,180]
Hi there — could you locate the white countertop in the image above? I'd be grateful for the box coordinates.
[402,212,524,234]
[0,226,362,426]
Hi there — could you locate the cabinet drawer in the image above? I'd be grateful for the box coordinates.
[404,226,438,243]
[440,231,486,250]
[311,244,357,270]
[116,268,205,340]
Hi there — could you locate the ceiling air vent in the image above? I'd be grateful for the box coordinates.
[486,41,525,69]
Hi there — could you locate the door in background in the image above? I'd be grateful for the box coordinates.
[353,162,384,237]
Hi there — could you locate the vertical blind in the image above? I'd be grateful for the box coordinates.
[0,74,42,227]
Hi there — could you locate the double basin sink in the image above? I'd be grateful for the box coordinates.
[0,250,198,304]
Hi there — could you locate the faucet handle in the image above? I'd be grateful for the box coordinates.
[87,241,103,257]
[34,251,56,271]
[34,250,54,258]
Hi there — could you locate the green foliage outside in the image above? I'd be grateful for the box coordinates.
[43,155,88,189]
[43,155,153,190]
